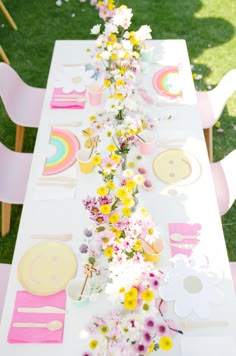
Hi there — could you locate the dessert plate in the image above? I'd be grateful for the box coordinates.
[153,148,201,185]
[17,241,77,295]
[43,127,80,175]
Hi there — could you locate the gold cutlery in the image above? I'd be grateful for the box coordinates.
[180,320,229,330]
[30,233,72,241]
[17,306,66,314]
[13,320,63,331]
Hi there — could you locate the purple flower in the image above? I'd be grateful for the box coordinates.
[82,352,92,356]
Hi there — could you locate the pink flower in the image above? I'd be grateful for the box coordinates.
[97,230,115,248]
[142,330,152,345]
[156,322,167,336]
[144,317,156,330]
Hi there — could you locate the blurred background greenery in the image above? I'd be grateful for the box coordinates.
[0,0,235,262]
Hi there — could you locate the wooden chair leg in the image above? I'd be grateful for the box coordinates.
[15,125,25,152]
[204,127,213,162]
[0,46,10,64]
[0,1,17,30]
[2,202,11,237]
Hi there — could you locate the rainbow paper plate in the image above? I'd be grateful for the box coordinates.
[152,66,182,99]
[43,127,80,175]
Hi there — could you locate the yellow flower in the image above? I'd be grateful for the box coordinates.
[104,79,111,87]
[119,67,126,75]
[123,197,134,208]
[96,53,102,59]
[119,287,125,293]
[111,227,122,238]
[89,339,98,350]
[107,144,117,152]
[89,115,96,121]
[147,341,155,353]
[100,204,111,215]
[97,186,108,196]
[99,324,109,335]
[110,54,118,61]
[111,154,121,163]
[92,155,102,165]
[104,246,114,258]
[109,213,120,224]
[128,161,135,168]
[123,297,137,310]
[115,79,125,86]
[141,289,154,302]
[122,207,131,217]
[159,336,173,351]
[125,180,137,190]
[106,130,113,138]
[133,239,142,251]
[116,187,127,199]
[125,287,138,299]
[106,181,115,190]
[115,92,124,100]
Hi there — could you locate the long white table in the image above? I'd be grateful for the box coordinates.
[1,40,236,355]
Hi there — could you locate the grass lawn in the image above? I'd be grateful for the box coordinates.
[0,0,235,262]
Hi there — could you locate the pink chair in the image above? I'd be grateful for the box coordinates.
[0,142,32,237]
[0,263,11,322]
[230,262,236,295]
[196,69,236,161]
[0,63,45,152]
[210,149,236,217]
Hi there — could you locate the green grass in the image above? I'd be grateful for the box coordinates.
[0,0,235,262]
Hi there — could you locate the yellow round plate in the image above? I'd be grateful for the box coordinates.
[17,242,77,295]
[153,148,201,185]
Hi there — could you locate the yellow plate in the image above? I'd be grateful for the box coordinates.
[153,148,201,185]
[17,242,77,295]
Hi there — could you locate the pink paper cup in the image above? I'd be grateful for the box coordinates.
[88,84,103,106]
[139,130,156,155]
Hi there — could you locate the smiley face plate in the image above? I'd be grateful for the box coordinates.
[153,148,201,185]
[17,242,77,295]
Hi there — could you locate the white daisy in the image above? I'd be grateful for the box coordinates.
[54,66,94,93]
[159,255,224,318]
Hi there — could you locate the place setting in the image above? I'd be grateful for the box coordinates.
[7,241,77,343]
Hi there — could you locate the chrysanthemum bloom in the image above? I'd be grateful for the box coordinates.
[141,289,154,302]
[159,336,173,351]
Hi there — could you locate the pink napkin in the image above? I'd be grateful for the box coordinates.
[8,290,66,343]
[168,223,201,257]
[50,87,86,109]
